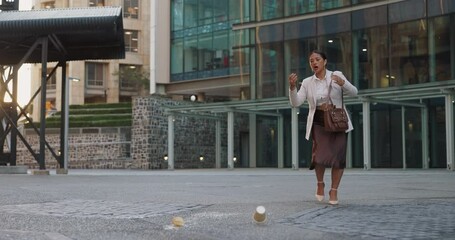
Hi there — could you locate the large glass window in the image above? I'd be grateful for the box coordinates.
[316,33,352,81]
[428,0,455,17]
[318,0,350,11]
[172,0,184,31]
[119,64,141,89]
[390,20,429,86]
[229,0,251,24]
[171,38,184,80]
[388,0,425,24]
[256,116,278,167]
[285,0,316,16]
[183,35,198,79]
[429,16,453,81]
[353,27,388,89]
[257,24,284,98]
[184,0,198,28]
[231,29,252,100]
[124,0,139,19]
[86,63,105,87]
[370,104,403,168]
[352,6,388,89]
[427,98,447,168]
[124,30,139,53]
[258,0,283,20]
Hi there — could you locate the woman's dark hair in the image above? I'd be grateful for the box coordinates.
[309,50,327,60]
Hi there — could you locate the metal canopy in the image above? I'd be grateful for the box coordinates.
[165,80,455,170]
[0,6,125,64]
[165,80,455,114]
[0,7,125,170]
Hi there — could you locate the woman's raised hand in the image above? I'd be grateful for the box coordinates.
[288,73,298,90]
[331,73,345,86]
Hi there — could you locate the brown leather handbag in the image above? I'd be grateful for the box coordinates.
[323,80,348,132]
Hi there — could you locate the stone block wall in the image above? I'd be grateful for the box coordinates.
[131,94,238,169]
[15,127,132,169]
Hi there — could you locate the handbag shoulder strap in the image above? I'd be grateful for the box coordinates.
[327,74,343,107]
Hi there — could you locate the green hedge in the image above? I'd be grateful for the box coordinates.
[26,103,133,128]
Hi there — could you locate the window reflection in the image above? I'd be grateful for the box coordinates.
[123,0,139,19]
[429,16,452,81]
[318,0,350,11]
[257,0,283,20]
[257,24,284,98]
[285,0,316,16]
[354,27,388,89]
[390,20,429,86]
[317,34,352,81]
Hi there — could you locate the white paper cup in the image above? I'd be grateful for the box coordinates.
[253,206,267,223]
[172,216,184,227]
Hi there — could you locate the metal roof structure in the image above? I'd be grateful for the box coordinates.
[0,6,125,64]
[0,6,125,171]
[164,80,455,171]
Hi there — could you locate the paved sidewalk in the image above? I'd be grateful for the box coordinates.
[0,168,454,240]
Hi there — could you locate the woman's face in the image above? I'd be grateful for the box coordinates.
[309,53,327,76]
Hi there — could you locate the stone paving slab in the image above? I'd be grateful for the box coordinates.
[0,199,209,219]
[0,230,72,240]
[279,199,455,240]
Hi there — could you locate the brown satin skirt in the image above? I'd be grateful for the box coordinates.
[310,110,347,170]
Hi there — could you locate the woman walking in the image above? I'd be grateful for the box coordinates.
[288,50,358,205]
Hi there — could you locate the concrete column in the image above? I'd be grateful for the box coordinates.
[167,114,174,170]
[422,105,429,169]
[249,114,256,168]
[362,100,371,170]
[227,111,234,169]
[291,107,299,170]
[446,94,454,171]
[401,106,406,169]
[278,115,284,168]
[216,120,221,168]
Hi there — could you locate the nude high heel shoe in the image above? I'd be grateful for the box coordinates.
[315,182,325,202]
[329,188,338,205]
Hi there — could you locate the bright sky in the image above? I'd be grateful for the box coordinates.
[16,1,33,107]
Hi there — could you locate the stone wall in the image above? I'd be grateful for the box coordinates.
[15,127,132,169]
[131,94,231,169]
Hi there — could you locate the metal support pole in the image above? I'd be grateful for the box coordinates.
[445,94,454,171]
[167,114,174,170]
[39,37,49,170]
[346,132,352,168]
[249,113,256,168]
[362,100,371,170]
[401,106,406,169]
[227,111,234,169]
[291,107,299,170]
[10,66,18,166]
[277,115,284,168]
[421,104,429,169]
[60,63,69,170]
[215,120,221,168]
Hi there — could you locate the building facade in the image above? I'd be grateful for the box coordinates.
[164,0,455,169]
[31,0,150,120]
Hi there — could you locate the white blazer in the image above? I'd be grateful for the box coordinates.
[289,70,358,140]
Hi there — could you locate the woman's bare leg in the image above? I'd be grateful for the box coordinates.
[315,164,326,196]
[330,168,344,201]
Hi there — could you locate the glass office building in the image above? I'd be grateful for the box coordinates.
[168,0,455,169]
